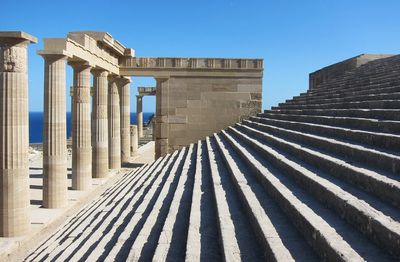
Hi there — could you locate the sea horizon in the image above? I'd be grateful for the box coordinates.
[29,111,154,144]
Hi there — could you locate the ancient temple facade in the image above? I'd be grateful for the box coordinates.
[0,31,263,237]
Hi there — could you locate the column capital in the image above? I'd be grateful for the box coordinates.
[115,76,131,86]
[68,61,93,71]
[37,50,71,59]
[0,31,37,48]
[91,68,109,77]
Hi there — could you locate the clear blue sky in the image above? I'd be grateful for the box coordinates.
[2,0,400,112]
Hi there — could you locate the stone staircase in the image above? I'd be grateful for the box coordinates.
[25,55,400,261]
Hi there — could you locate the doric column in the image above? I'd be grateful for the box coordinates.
[39,52,68,208]
[119,77,131,162]
[0,32,37,237]
[130,125,138,157]
[92,69,109,178]
[108,76,121,169]
[136,95,143,138]
[70,62,92,190]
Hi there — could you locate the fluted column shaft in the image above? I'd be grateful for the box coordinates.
[0,34,36,237]
[136,95,143,138]
[92,70,109,178]
[71,62,92,190]
[108,77,121,169]
[41,54,68,208]
[119,77,131,162]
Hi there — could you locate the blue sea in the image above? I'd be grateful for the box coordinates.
[29,112,154,144]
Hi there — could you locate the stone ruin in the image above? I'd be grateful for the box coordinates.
[1,31,400,261]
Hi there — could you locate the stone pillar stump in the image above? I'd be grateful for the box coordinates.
[136,95,143,138]
[130,125,138,157]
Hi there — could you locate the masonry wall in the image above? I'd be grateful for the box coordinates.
[155,76,262,158]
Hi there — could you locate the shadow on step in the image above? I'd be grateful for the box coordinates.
[122,163,144,169]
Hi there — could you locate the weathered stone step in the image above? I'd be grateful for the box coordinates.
[227,127,400,258]
[311,70,400,93]
[258,113,400,136]
[251,116,400,152]
[240,120,400,175]
[313,75,400,94]
[27,165,150,261]
[153,144,196,261]
[264,108,400,121]
[127,147,191,261]
[283,92,400,108]
[48,159,167,261]
[292,85,400,103]
[185,140,222,261]
[213,133,295,261]
[206,136,265,261]
[105,150,182,261]
[238,122,400,208]
[273,99,400,110]
[216,130,366,261]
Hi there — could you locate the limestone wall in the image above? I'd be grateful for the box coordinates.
[309,54,393,90]
[154,76,262,158]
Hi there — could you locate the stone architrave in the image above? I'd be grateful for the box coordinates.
[70,62,92,190]
[0,32,37,236]
[39,52,69,208]
[136,95,143,138]
[118,77,131,162]
[108,76,121,169]
[92,69,109,178]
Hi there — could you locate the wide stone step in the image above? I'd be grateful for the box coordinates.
[310,70,400,94]
[150,144,197,261]
[218,130,371,261]
[128,147,192,261]
[185,140,222,261]
[239,120,400,175]
[273,99,400,110]
[213,133,295,261]
[52,159,169,261]
[264,108,400,121]
[24,166,149,261]
[238,122,400,208]
[227,127,400,258]
[30,165,152,261]
[313,75,400,94]
[292,85,400,103]
[105,151,182,261]
[283,92,400,107]
[251,116,400,152]
[258,113,400,135]
[205,136,265,261]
